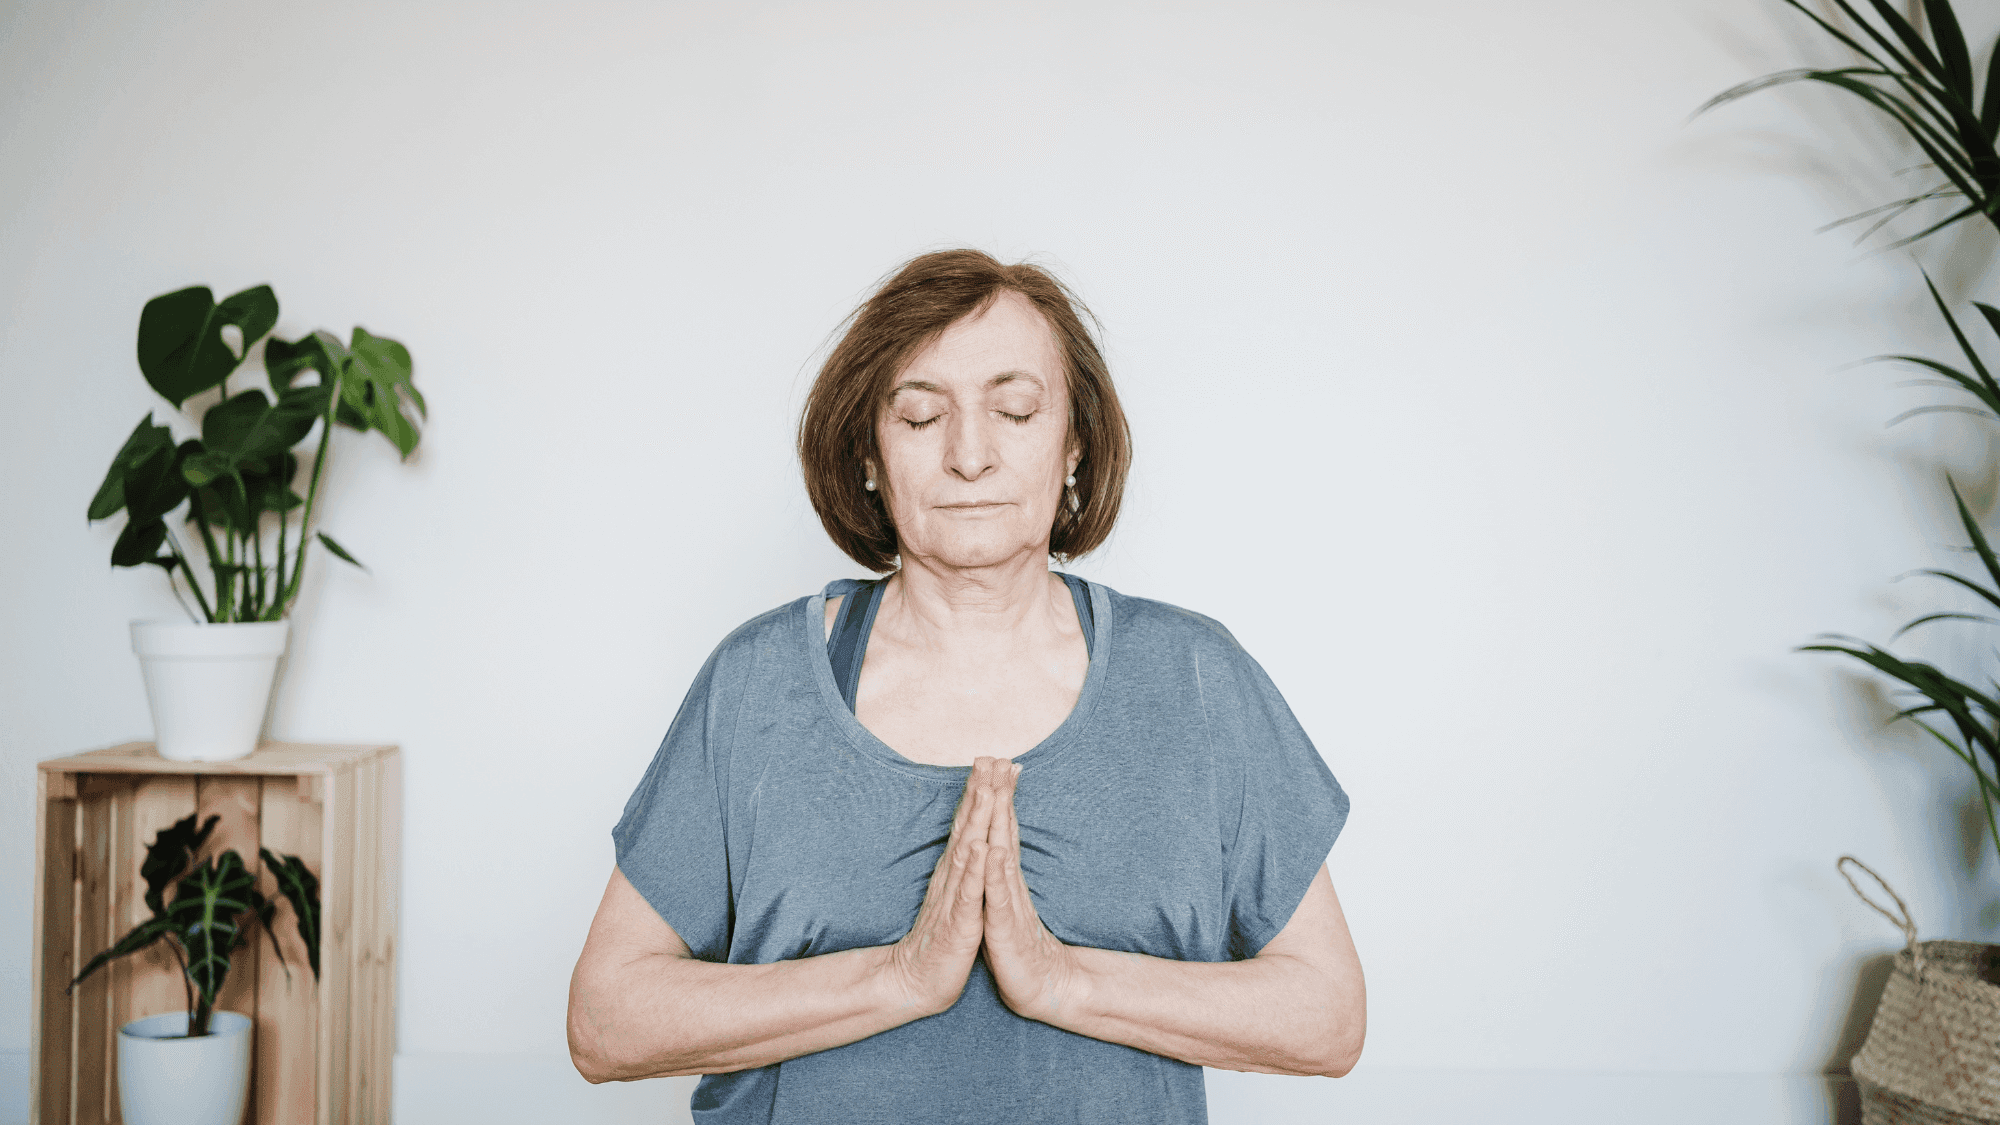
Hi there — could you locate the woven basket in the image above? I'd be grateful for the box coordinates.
[1841,856,2000,1125]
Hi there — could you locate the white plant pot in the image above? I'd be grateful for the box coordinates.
[117,1010,252,1125]
[131,620,290,761]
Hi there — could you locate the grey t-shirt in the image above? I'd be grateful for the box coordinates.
[613,577,1350,1125]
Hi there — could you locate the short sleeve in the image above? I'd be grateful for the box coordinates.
[611,646,737,963]
[1202,637,1350,961]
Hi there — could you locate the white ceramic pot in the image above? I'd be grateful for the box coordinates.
[131,620,289,761]
[117,1010,252,1125]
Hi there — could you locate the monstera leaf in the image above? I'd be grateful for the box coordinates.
[340,327,425,457]
[137,285,279,408]
[92,419,192,571]
[261,846,322,979]
[264,330,346,392]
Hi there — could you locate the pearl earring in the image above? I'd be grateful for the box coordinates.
[865,478,876,491]
[1064,474,1076,487]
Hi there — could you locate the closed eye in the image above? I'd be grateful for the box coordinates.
[904,415,942,430]
[999,411,1033,424]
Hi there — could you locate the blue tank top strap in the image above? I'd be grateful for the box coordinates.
[1059,572,1094,655]
[826,572,1094,715]
[827,577,887,712]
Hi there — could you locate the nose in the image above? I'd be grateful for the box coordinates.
[943,409,996,482]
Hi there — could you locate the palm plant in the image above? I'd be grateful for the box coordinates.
[1699,0,2000,247]
[88,283,425,623]
[1801,278,2000,861]
[67,813,320,1037]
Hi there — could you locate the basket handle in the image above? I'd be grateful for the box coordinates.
[1838,855,1924,972]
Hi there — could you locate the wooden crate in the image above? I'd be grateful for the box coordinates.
[32,742,401,1125]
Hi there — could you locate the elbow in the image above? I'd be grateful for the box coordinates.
[568,974,650,1084]
[567,1002,619,1084]
[1317,1028,1363,1079]
[1308,980,1366,1078]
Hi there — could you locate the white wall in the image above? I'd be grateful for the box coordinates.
[6,1,1998,1121]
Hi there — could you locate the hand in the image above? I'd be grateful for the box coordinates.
[880,758,998,1016]
[980,758,1086,1024]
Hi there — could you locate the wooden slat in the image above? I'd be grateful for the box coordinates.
[41,743,394,777]
[33,770,77,1125]
[354,755,379,1124]
[73,783,115,1125]
[374,751,400,1125]
[117,778,199,1050]
[256,775,321,1125]
[318,762,356,1125]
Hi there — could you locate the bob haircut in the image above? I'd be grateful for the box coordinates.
[799,249,1132,573]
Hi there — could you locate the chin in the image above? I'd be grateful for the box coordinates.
[907,524,1049,570]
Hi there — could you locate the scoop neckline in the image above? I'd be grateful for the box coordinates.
[803,573,1113,781]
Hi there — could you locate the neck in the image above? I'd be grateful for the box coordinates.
[880,543,1066,648]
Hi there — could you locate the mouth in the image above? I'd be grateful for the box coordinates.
[935,501,1010,510]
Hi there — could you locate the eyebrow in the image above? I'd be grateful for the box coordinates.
[888,370,1045,399]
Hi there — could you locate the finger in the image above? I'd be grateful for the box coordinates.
[986,761,1011,849]
[965,764,997,848]
[1006,762,1021,852]
[956,839,988,925]
[984,839,1011,912]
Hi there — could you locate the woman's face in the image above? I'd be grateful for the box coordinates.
[872,290,1081,572]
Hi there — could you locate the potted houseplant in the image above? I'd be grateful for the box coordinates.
[90,283,425,760]
[68,812,321,1125]
[1702,0,2000,1118]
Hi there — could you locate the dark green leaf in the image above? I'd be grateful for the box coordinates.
[203,388,320,463]
[165,850,259,1010]
[111,518,167,568]
[180,450,234,488]
[342,327,424,457]
[1921,0,1975,101]
[316,531,366,571]
[1857,0,1950,89]
[136,285,279,408]
[1982,36,2000,136]
[1947,476,2000,594]
[241,451,302,516]
[260,847,320,979]
[264,330,348,393]
[141,813,218,917]
[1915,566,2000,613]
[123,438,190,524]
[68,917,177,994]
[1892,611,1999,639]
[90,415,174,521]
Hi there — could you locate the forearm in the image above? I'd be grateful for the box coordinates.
[1054,947,1359,1076]
[568,943,921,1081]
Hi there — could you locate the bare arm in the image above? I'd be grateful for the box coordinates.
[979,764,1365,1077]
[567,760,1005,1082]
[1054,867,1364,1076]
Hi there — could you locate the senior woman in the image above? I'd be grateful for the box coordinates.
[567,249,1363,1124]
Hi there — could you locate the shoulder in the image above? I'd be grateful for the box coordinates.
[1096,582,1249,660]
[691,596,811,690]
[701,577,876,671]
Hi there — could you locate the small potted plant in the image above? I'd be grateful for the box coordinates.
[68,812,321,1125]
[90,284,425,761]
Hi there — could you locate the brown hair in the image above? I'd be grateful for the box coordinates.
[799,248,1132,573]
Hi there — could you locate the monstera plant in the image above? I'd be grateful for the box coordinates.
[88,283,425,623]
[67,813,320,1037]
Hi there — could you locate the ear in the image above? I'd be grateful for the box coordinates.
[1064,441,1082,477]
